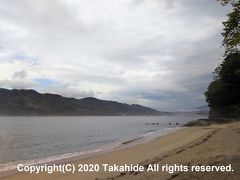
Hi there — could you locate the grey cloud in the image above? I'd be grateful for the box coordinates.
[43,83,96,99]
[0,0,231,110]
[13,70,27,79]
[0,79,35,89]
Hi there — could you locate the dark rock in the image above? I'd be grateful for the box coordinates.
[184,119,210,127]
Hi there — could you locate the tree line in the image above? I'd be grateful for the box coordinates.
[205,0,240,118]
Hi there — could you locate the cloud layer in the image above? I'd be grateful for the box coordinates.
[0,0,230,110]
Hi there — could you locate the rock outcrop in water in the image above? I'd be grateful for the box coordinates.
[0,88,163,116]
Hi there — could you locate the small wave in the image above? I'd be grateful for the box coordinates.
[0,143,121,172]
[0,127,181,173]
[120,127,181,146]
[142,127,179,137]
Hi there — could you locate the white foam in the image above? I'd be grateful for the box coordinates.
[0,127,181,172]
[0,143,121,172]
[142,127,181,139]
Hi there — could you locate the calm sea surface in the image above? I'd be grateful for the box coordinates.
[0,116,205,171]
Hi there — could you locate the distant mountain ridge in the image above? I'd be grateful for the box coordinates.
[0,88,163,116]
[194,105,209,111]
[170,105,209,116]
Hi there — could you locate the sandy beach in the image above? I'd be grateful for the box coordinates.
[1,121,240,180]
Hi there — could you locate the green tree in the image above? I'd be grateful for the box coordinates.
[205,52,240,118]
[205,79,227,108]
[204,1,240,119]
[218,53,240,104]
[218,0,236,5]
[205,53,240,106]
[218,0,240,54]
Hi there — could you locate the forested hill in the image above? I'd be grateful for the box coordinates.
[0,88,162,116]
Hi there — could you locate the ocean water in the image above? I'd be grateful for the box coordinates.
[0,116,205,171]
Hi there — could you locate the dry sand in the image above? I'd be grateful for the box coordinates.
[1,121,240,180]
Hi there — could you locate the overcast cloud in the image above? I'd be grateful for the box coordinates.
[0,0,230,110]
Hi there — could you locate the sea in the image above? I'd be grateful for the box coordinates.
[0,115,206,172]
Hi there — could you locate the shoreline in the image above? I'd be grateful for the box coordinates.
[0,126,181,177]
[0,125,214,180]
[1,121,239,180]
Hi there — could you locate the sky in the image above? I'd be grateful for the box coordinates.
[0,0,230,111]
